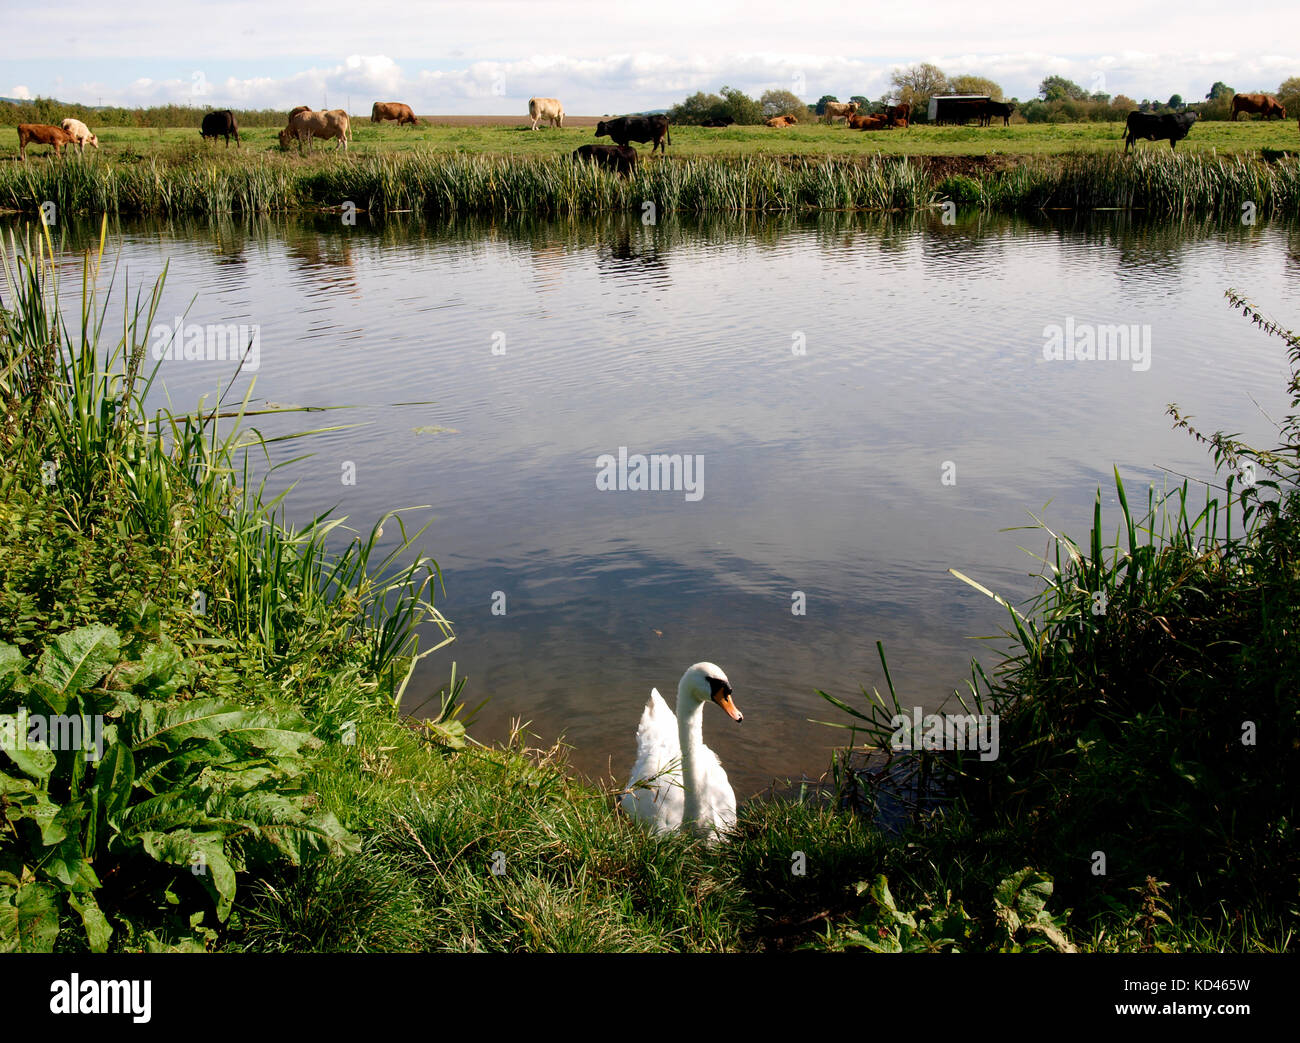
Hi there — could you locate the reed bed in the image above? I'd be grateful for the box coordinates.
[6,149,1297,219]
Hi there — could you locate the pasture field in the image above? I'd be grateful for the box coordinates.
[1,117,1298,163]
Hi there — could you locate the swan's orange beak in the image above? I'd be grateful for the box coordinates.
[713,688,743,723]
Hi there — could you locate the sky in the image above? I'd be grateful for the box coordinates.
[2,0,1298,113]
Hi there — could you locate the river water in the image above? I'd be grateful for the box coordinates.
[27,209,1298,798]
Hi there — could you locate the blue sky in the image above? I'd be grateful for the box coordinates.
[3,1,1298,113]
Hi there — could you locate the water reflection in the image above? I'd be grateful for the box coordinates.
[8,207,1297,798]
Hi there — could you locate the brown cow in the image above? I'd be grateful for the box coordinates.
[17,124,76,160]
[371,101,418,125]
[885,102,911,124]
[1231,93,1286,120]
[289,105,312,119]
[765,115,796,127]
[848,114,889,130]
[280,109,350,151]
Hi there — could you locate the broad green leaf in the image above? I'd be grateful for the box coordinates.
[0,713,56,780]
[37,625,121,697]
[68,892,112,953]
[0,644,25,692]
[136,829,237,921]
[0,882,60,953]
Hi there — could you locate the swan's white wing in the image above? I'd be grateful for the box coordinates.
[621,688,684,833]
[694,741,738,838]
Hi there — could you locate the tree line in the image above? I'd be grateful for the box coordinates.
[667,68,1300,125]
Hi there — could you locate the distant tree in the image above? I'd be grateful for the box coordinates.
[760,89,806,120]
[890,63,948,117]
[1039,75,1087,102]
[720,86,763,125]
[1111,94,1137,111]
[1167,93,1184,109]
[667,91,727,125]
[814,94,839,116]
[1206,81,1234,101]
[947,75,1003,100]
[850,94,870,111]
[1278,77,1300,116]
[1090,92,1111,104]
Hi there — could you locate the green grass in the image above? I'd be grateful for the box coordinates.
[3,141,1298,219]
[3,118,1298,161]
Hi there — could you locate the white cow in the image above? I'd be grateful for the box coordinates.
[60,118,99,152]
[528,97,564,130]
[822,100,860,123]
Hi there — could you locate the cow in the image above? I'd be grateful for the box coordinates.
[60,118,99,152]
[848,113,889,130]
[528,97,564,130]
[571,144,638,178]
[595,114,671,155]
[980,101,1015,127]
[1231,93,1286,121]
[200,110,240,147]
[932,97,987,125]
[885,102,911,125]
[822,100,859,123]
[1124,110,1198,152]
[288,105,312,119]
[279,108,350,152]
[17,124,76,161]
[702,115,735,127]
[370,101,418,126]
[765,115,795,128]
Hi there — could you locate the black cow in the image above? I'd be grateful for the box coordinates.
[981,101,1015,127]
[932,97,988,125]
[595,114,671,154]
[701,116,735,127]
[200,110,240,148]
[1123,110,1198,152]
[572,144,638,178]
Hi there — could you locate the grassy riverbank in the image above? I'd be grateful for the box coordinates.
[2,146,1299,220]
[1,225,1295,952]
[3,119,1298,160]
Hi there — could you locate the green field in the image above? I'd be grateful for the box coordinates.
[3,118,1298,163]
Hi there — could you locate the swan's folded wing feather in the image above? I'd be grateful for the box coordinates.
[621,688,684,831]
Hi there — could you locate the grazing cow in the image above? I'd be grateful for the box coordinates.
[980,101,1015,127]
[885,102,911,124]
[1124,110,1199,152]
[200,110,240,147]
[822,100,860,122]
[370,101,418,125]
[572,144,638,178]
[60,118,99,152]
[280,108,350,152]
[528,97,564,130]
[702,115,736,127]
[17,124,76,160]
[595,114,672,154]
[1231,93,1286,121]
[765,115,795,128]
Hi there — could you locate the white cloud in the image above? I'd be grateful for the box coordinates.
[7,85,33,100]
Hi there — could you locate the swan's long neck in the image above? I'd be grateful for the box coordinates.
[677,686,708,833]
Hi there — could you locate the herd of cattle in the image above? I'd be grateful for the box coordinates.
[8,90,1295,168]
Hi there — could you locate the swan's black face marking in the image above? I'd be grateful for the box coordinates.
[708,676,743,722]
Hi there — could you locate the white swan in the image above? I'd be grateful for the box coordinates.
[620,662,743,840]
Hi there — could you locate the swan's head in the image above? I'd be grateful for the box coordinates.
[681,662,743,723]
